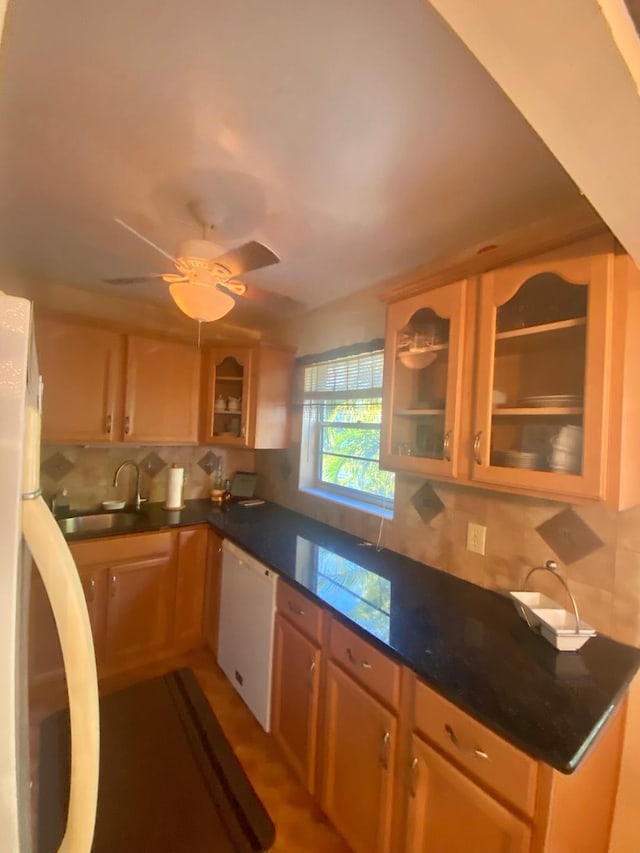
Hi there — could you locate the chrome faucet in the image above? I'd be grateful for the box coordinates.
[113,460,146,510]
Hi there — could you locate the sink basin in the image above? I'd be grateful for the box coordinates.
[57,512,143,534]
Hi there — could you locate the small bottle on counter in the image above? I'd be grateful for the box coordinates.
[222,479,232,503]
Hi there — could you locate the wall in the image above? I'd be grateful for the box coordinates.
[256,284,640,650]
[40,444,255,510]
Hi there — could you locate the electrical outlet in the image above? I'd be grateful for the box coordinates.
[466,522,487,555]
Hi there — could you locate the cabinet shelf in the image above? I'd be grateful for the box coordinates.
[495,317,586,356]
[393,408,446,417]
[492,407,584,417]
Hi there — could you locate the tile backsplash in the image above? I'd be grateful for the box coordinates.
[255,445,640,649]
[41,445,256,509]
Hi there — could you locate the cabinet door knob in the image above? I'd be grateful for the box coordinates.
[288,600,305,617]
[124,415,131,435]
[105,414,112,434]
[444,723,488,760]
[110,574,117,597]
[84,577,96,603]
[346,647,372,670]
[473,430,483,465]
[308,658,316,690]
[409,756,419,797]
[443,429,453,462]
[380,731,391,769]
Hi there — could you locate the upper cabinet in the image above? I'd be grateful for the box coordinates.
[471,248,607,500]
[380,280,468,479]
[124,335,200,444]
[202,344,294,449]
[38,316,200,445]
[382,236,640,508]
[37,316,124,443]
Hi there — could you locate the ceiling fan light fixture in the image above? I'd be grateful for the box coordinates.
[168,281,235,322]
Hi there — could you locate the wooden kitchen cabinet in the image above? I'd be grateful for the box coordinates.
[271,611,322,793]
[381,279,468,478]
[173,526,208,648]
[202,343,294,448]
[69,531,174,676]
[322,660,398,853]
[104,552,173,668]
[124,334,200,443]
[202,529,223,655]
[37,315,124,443]
[37,314,201,444]
[381,235,640,507]
[405,733,531,853]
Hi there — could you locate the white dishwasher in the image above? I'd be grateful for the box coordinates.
[217,540,278,732]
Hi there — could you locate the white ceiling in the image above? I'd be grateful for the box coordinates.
[0,0,585,325]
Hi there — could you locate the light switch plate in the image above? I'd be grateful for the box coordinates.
[466,522,487,555]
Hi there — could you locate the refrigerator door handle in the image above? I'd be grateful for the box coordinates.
[22,404,99,853]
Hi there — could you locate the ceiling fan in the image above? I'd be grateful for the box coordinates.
[105,211,281,322]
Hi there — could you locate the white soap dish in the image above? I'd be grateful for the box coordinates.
[102,500,126,511]
[510,561,596,652]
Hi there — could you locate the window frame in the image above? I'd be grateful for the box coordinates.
[298,350,394,516]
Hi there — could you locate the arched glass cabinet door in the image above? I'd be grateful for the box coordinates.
[471,244,612,500]
[204,348,253,445]
[381,280,467,478]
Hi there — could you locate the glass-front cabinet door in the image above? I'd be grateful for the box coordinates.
[471,247,611,500]
[381,280,467,478]
[203,347,252,446]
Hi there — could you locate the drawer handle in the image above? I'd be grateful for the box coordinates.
[124,415,131,435]
[473,431,483,465]
[288,600,305,617]
[444,723,488,760]
[443,429,452,462]
[308,659,316,691]
[110,574,117,597]
[105,413,112,434]
[409,756,419,797]
[346,647,372,670]
[380,731,391,770]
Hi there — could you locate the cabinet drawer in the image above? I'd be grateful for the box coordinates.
[69,531,172,567]
[277,580,324,644]
[328,618,400,711]
[414,678,538,817]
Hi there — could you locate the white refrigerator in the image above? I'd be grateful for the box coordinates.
[0,293,99,852]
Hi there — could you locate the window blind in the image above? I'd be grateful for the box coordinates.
[302,351,384,402]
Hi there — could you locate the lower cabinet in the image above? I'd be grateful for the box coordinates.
[104,552,173,668]
[321,660,397,853]
[173,526,208,648]
[406,733,531,853]
[29,526,211,686]
[202,529,223,655]
[271,612,322,793]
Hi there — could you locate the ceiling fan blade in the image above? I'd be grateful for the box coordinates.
[103,274,167,285]
[238,282,304,316]
[114,218,177,264]
[213,241,279,277]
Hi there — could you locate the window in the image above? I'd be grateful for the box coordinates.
[299,349,395,515]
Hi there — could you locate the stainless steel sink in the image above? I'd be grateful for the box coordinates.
[57,512,143,534]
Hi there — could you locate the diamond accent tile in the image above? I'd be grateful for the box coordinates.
[279,453,293,481]
[140,451,167,480]
[410,481,445,525]
[198,450,220,476]
[41,452,74,482]
[536,507,605,566]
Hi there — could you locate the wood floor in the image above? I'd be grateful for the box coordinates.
[30,648,351,853]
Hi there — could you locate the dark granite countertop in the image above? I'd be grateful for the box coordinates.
[61,498,640,773]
